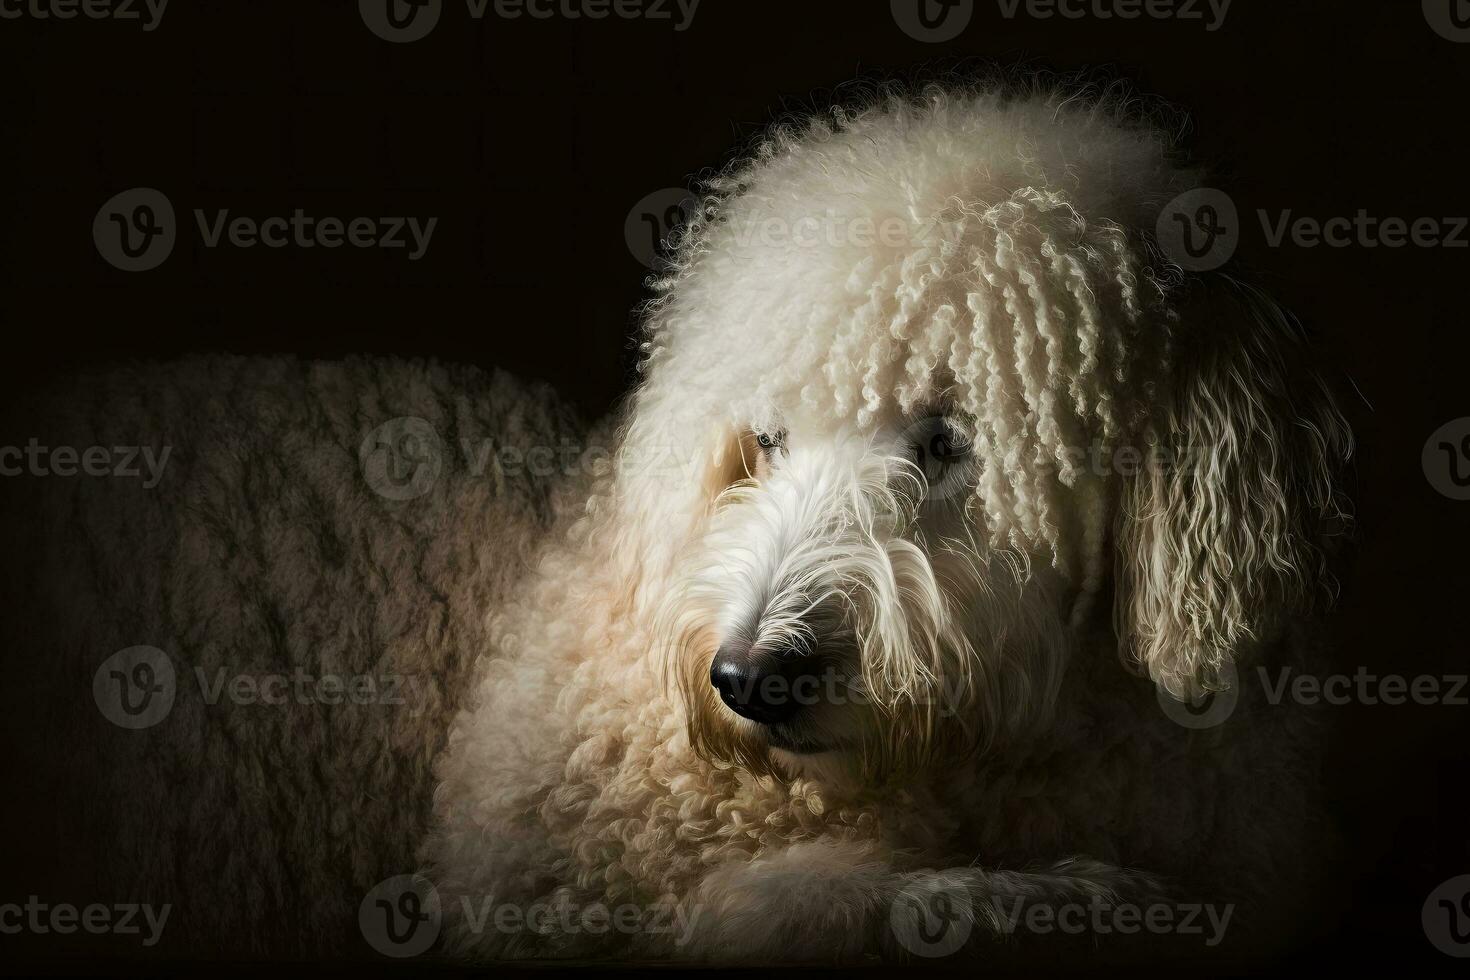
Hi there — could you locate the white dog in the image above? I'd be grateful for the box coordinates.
[423,83,1351,964]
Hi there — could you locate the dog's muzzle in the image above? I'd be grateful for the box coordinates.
[709,643,824,726]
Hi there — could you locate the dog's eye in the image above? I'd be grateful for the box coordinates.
[924,430,971,463]
[755,431,784,452]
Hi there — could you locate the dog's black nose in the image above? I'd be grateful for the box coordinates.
[710,645,819,725]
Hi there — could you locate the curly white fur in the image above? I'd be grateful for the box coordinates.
[423,82,1352,964]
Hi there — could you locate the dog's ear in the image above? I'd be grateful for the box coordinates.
[1114,277,1352,698]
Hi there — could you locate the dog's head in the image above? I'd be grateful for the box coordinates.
[610,87,1350,781]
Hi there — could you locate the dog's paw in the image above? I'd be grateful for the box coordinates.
[674,839,893,963]
[880,858,1171,960]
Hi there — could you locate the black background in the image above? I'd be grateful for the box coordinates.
[2,0,1468,973]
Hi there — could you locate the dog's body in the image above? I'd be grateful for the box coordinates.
[0,356,587,959]
[0,85,1351,967]
[424,85,1350,962]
